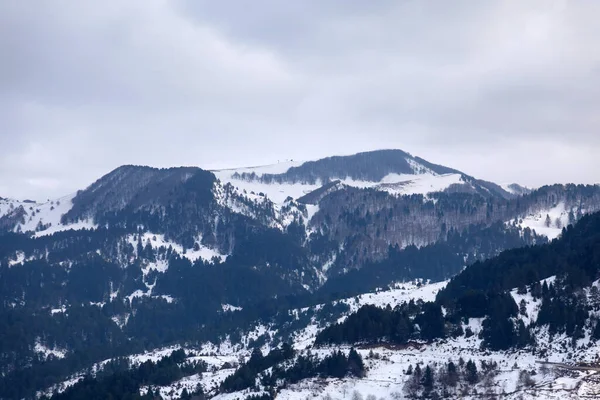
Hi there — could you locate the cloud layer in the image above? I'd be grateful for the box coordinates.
[2,0,599,199]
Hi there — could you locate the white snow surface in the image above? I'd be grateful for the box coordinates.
[127,232,227,264]
[216,172,466,206]
[342,173,465,197]
[222,304,243,312]
[0,193,97,236]
[35,340,67,360]
[511,202,572,240]
[211,160,303,177]
[344,280,447,312]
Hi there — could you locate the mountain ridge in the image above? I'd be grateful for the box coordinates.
[2,149,600,399]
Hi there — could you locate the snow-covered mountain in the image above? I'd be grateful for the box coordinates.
[2,149,600,400]
[2,149,600,286]
[212,149,516,204]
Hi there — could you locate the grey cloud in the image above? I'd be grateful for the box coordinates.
[1,0,599,199]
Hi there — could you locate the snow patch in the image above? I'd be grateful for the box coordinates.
[222,304,243,312]
[511,202,572,240]
[127,232,227,264]
[35,340,67,360]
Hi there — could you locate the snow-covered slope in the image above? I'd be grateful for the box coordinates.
[0,194,96,236]
[502,183,533,196]
[215,167,469,205]
[510,202,573,240]
[213,163,320,205]
[127,232,227,264]
[192,279,600,399]
[212,160,305,178]
[358,173,464,196]
[44,279,600,400]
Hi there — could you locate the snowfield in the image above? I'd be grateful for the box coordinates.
[213,158,473,209]
[126,232,227,264]
[34,340,68,360]
[0,193,97,236]
[511,202,574,240]
[214,172,469,206]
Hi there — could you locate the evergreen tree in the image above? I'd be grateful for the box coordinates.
[465,360,478,384]
[422,365,434,392]
[445,361,459,387]
[348,348,366,378]
[593,320,600,340]
[519,299,527,316]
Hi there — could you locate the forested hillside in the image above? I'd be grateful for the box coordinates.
[1,150,600,399]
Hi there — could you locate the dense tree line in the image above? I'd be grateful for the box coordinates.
[220,345,295,393]
[402,358,501,398]
[266,348,365,385]
[315,302,446,346]
[318,221,543,299]
[221,346,365,395]
[42,350,206,400]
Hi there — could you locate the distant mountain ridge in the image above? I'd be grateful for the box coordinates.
[225,149,515,200]
[1,149,599,268]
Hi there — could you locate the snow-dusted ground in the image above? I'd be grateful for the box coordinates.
[342,173,465,197]
[127,232,227,264]
[264,346,598,400]
[344,281,447,313]
[0,193,97,236]
[34,340,68,360]
[511,202,573,240]
[211,160,304,178]
[212,161,313,205]
[199,279,600,400]
[501,183,532,195]
[213,158,470,208]
[216,279,600,399]
[40,279,600,399]
[222,304,243,312]
[215,172,467,206]
[39,345,241,398]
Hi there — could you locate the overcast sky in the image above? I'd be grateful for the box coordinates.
[2,1,600,200]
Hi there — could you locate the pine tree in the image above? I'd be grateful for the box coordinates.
[446,361,459,387]
[465,360,478,384]
[519,299,527,316]
[593,320,600,340]
[414,364,422,378]
[590,286,600,310]
[348,348,365,378]
[422,365,434,392]
[568,210,576,225]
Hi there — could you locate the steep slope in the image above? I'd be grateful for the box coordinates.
[0,194,96,236]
